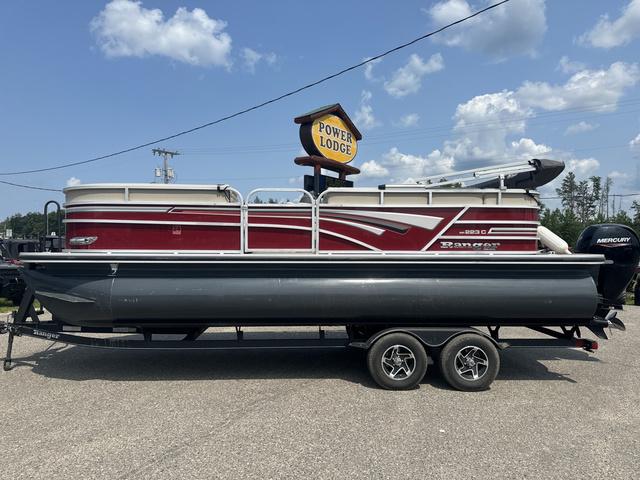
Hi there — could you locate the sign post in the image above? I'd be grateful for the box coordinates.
[294,104,362,195]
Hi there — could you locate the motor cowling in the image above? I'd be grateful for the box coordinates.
[575,224,640,306]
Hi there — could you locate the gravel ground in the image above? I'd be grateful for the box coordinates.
[1,308,639,480]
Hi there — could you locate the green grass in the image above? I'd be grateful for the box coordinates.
[0,297,15,313]
[626,293,636,305]
[0,297,42,313]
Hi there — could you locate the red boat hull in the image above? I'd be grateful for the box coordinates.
[65,204,539,253]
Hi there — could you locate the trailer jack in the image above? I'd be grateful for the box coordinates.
[3,323,18,371]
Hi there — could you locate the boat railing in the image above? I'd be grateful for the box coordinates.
[63,183,245,207]
[63,184,540,254]
[245,188,316,253]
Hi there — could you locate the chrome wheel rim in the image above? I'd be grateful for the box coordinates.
[454,346,489,381]
[381,345,416,380]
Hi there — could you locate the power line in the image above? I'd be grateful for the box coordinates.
[4,171,638,200]
[179,140,635,159]
[1,140,634,192]
[365,106,640,144]
[0,0,510,177]
[365,97,640,142]
[177,98,640,155]
[354,108,640,149]
[0,180,62,192]
[540,193,640,200]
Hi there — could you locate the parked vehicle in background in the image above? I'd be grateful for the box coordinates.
[1,202,64,306]
[0,239,39,305]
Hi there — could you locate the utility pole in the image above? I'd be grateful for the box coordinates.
[152,148,180,184]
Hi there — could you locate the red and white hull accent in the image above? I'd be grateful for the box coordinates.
[65,203,539,254]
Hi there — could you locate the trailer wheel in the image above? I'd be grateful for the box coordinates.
[367,333,428,390]
[439,334,499,392]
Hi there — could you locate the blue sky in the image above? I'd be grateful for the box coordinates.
[2,0,640,218]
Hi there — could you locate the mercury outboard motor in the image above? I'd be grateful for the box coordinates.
[575,224,640,307]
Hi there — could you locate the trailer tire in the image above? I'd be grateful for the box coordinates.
[439,334,499,392]
[367,333,428,390]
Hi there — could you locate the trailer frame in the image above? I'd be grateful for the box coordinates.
[2,287,608,389]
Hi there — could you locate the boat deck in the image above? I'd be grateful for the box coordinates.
[20,251,605,264]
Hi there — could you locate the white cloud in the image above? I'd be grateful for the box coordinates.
[363,57,382,81]
[564,121,598,136]
[369,147,455,181]
[435,92,601,172]
[454,91,529,132]
[242,48,261,71]
[371,59,628,175]
[66,177,82,187]
[557,56,586,74]
[288,175,303,185]
[371,61,637,182]
[353,90,380,130]
[384,53,444,98]
[517,62,640,111]
[509,138,551,160]
[579,0,640,48]
[444,90,532,164]
[395,113,420,128]
[359,160,390,178]
[427,0,546,59]
[609,170,631,181]
[241,48,276,73]
[630,133,640,151]
[91,0,232,68]
[566,158,600,176]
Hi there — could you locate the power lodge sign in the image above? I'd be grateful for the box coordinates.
[309,114,357,163]
[295,104,362,164]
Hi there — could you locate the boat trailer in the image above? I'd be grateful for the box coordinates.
[1,288,621,390]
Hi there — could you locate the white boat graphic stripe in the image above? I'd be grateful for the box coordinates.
[325,210,443,231]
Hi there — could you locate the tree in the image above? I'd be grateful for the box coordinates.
[1,210,65,238]
[602,176,613,218]
[540,207,584,247]
[575,177,599,224]
[631,200,640,223]
[610,210,633,226]
[542,173,639,247]
[590,176,601,217]
[556,171,578,215]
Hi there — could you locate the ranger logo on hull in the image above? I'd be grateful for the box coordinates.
[440,241,501,251]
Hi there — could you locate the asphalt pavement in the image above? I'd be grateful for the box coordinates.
[1,308,639,479]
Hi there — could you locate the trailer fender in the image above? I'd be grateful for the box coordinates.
[350,327,506,351]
